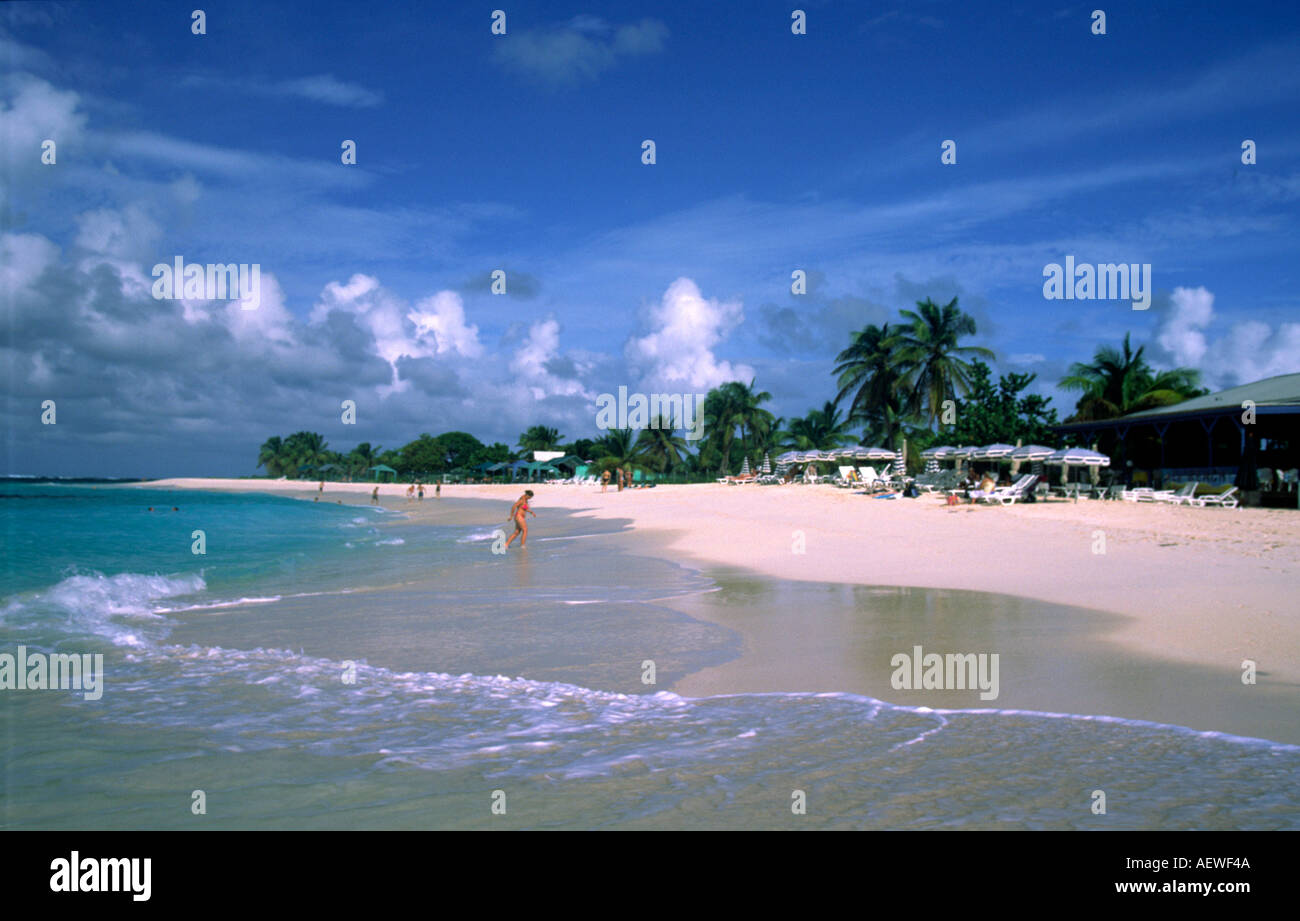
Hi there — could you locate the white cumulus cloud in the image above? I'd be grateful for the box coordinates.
[1155,285,1300,388]
[625,277,754,391]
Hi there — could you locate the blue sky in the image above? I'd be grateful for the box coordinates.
[3,0,1299,476]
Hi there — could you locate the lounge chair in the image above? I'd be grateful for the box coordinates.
[980,474,1038,505]
[833,466,860,487]
[1191,486,1239,509]
[1153,482,1199,506]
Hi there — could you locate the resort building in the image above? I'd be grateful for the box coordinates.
[1055,372,1300,506]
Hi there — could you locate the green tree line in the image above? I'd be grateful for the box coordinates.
[257,296,1207,479]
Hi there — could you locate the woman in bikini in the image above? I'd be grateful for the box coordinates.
[504,489,536,550]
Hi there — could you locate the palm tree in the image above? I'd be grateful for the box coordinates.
[517,425,564,454]
[281,431,330,477]
[835,323,898,418]
[702,384,744,474]
[735,379,776,461]
[1059,333,1205,421]
[635,417,689,472]
[783,401,853,451]
[594,428,644,475]
[257,436,291,478]
[704,379,774,474]
[891,297,995,429]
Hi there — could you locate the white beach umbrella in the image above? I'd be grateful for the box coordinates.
[973,443,1017,461]
[762,453,771,474]
[859,446,897,461]
[948,445,976,471]
[1045,447,1111,467]
[1011,443,1055,478]
[740,456,751,476]
[1046,447,1111,486]
[776,451,800,464]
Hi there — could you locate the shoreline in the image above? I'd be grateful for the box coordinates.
[137,477,1300,743]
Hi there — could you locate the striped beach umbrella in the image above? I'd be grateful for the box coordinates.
[1011,443,1055,478]
[762,453,771,474]
[921,445,956,473]
[740,456,751,476]
[1046,447,1111,486]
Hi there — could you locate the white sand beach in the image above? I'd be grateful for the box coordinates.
[147,478,1300,689]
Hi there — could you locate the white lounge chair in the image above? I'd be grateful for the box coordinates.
[832,465,858,487]
[1153,482,1199,505]
[1191,486,1239,509]
[980,474,1038,505]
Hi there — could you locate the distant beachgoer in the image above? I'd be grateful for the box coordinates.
[406,483,414,501]
[371,486,379,505]
[313,497,319,502]
[504,490,536,550]
[172,507,179,512]
[318,480,324,495]
[436,483,441,498]
[147,507,153,512]
[601,470,610,492]
[418,484,425,501]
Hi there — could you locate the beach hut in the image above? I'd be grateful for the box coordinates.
[368,464,398,483]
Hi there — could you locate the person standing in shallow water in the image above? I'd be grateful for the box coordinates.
[435,482,441,498]
[504,490,536,550]
[371,486,379,505]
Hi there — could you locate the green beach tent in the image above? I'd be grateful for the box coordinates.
[368,464,398,483]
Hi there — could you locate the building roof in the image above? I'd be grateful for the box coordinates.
[1058,372,1300,430]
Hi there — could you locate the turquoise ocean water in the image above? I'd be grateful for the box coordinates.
[2,481,1297,829]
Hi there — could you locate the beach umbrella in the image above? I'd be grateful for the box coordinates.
[973,443,1017,461]
[776,450,800,465]
[1046,447,1111,486]
[921,445,956,473]
[894,439,906,477]
[1045,447,1111,467]
[1010,443,1054,478]
[762,453,771,474]
[856,446,897,461]
[1010,444,1055,461]
[740,456,751,476]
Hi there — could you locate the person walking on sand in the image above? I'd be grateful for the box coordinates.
[436,482,441,498]
[406,483,414,501]
[371,486,380,505]
[418,483,425,501]
[504,490,536,550]
[601,469,610,492]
